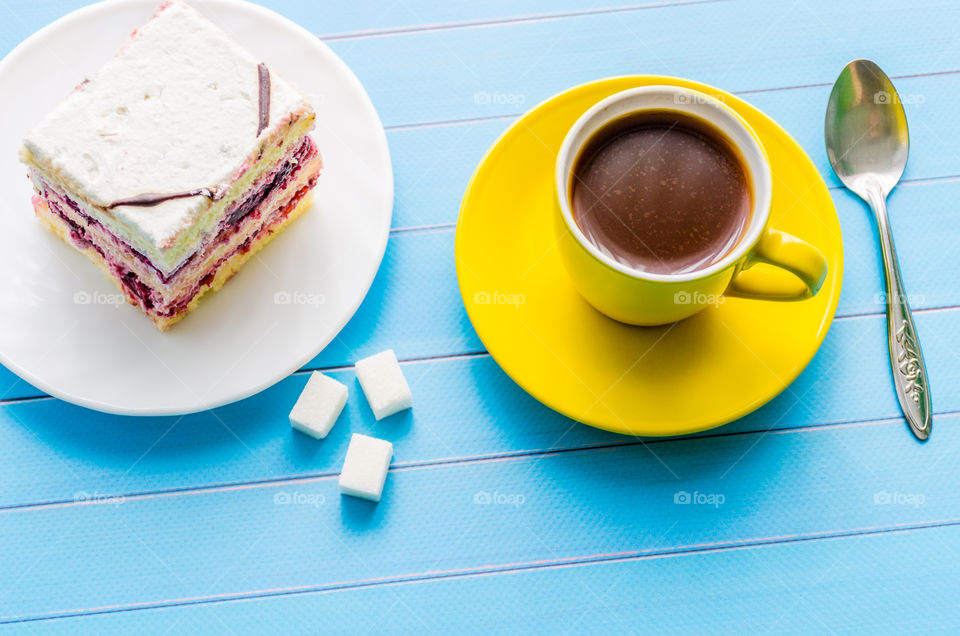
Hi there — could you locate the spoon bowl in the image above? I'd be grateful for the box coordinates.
[825,59,909,198]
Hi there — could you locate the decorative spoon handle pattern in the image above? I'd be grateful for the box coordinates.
[868,187,932,440]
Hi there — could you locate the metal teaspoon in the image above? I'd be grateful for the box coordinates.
[825,59,932,440]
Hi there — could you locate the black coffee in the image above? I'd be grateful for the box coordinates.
[570,111,751,274]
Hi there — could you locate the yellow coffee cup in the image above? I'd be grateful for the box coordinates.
[555,85,828,326]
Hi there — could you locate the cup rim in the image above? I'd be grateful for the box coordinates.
[555,85,773,283]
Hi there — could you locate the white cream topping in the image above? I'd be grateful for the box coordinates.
[23,0,312,275]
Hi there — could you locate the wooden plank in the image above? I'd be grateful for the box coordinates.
[330,0,960,127]
[0,1,705,58]
[0,415,956,621]
[301,0,710,40]
[308,230,484,368]
[388,118,506,229]
[9,521,960,634]
[384,71,960,230]
[5,306,960,510]
[739,74,960,190]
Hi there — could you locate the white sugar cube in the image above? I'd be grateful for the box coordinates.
[339,433,393,502]
[289,372,348,439]
[354,349,412,420]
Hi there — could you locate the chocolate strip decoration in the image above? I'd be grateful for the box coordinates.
[106,188,215,209]
[108,64,271,210]
[257,63,271,136]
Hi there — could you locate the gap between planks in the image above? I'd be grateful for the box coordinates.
[316,0,731,42]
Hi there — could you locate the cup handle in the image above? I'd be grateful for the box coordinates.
[725,229,828,301]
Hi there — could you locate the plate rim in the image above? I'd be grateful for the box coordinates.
[0,0,393,416]
[455,74,843,436]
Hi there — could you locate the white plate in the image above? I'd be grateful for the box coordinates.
[0,0,393,415]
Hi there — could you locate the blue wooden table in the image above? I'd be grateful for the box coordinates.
[2,0,959,633]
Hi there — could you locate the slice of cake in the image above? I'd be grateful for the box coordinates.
[20,0,321,330]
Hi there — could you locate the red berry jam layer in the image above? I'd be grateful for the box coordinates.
[35,136,320,317]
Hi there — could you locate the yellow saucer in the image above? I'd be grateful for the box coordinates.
[455,76,843,437]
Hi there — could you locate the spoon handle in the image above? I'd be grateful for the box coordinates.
[867,188,933,440]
